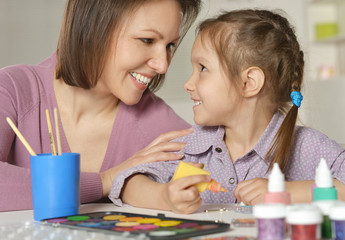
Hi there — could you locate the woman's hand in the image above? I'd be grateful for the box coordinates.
[234,178,268,205]
[125,128,193,167]
[163,174,211,214]
[100,128,193,197]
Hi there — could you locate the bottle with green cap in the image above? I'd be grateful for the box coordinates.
[313,158,337,201]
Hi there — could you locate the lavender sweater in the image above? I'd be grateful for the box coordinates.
[0,53,190,211]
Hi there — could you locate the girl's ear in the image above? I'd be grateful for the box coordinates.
[241,67,265,98]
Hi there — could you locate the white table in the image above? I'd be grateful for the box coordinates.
[0,203,257,239]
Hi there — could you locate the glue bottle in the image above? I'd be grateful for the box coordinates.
[313,200,338,239]
[313,158,337,201]
[264,163,291,205]
[312,158,338,239]
[172,162,228,193]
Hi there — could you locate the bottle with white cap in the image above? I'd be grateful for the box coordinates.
[264,163,291,205]
[313,158,337,201]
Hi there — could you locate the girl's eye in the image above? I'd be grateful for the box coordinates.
[200,65,207,72]
[140,38,153,44]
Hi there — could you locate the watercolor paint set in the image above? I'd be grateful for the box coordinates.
[41,211,230,240]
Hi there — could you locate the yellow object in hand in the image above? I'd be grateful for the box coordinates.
[172,162,228,193]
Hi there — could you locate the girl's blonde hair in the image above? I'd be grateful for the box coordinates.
[197,9,304,172]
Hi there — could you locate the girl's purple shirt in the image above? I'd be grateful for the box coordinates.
[110,112,345,205]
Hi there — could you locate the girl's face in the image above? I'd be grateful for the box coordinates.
[99,0,182,105]
[184,35,241,126]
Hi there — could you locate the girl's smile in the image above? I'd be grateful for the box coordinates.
[185,35,240,127]
[193,100,203,107]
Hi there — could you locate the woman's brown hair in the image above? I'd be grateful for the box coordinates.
[56,0,201,91]
[197,9,304,173]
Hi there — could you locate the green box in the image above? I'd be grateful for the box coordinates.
[315,22,338,40]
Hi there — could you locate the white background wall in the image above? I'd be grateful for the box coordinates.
[1,0,344,144]
[0,1,65,67]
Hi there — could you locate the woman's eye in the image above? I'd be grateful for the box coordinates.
[140,38,153,44]
[167,43,176,51]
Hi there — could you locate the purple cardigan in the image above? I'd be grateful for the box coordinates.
[0,53,190,211]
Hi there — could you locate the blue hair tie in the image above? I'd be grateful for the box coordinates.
[290,91,303,108]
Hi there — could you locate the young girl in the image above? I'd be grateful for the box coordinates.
[109,9,345,214]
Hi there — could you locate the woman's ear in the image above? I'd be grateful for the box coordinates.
[241,67,265,98]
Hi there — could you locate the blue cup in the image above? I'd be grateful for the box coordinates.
[30,153,80,221]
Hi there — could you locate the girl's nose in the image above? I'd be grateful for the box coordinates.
[184,74,195,93]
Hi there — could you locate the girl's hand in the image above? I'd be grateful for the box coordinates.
[234,178,268,205]
[163,174,211,214]
[101,128,193,197]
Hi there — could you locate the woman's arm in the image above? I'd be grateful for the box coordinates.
[0,162,33,211]
[100,128,193,197]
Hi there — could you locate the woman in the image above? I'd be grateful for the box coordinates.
[0,0,201,211]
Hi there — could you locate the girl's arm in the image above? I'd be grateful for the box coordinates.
[235,178,345,205]
[120,173,211,214]
[333,179,345,200]
[286,179,345,202]
[285,180,314,203]
[234,178,313,205]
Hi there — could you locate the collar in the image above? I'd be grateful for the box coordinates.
[182,112,285,161]
[182,125,223,155]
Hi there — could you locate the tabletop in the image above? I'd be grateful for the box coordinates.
[0,203,257,239]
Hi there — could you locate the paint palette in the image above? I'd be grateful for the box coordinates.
[41,211,230,240]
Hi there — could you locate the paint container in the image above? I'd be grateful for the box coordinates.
[264,163,291,205]
[253,203,286,240]
[313,200,338,239]
[330,202,345,240]
[286,204,322,240]
[42,211,231,239]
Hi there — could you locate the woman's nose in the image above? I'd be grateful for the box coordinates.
[147,49,169,74]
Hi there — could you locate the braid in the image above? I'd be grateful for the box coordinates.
[261,11,304,172]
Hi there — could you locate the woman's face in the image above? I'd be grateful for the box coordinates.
[184,35,241,126]
[100,0,182,105]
